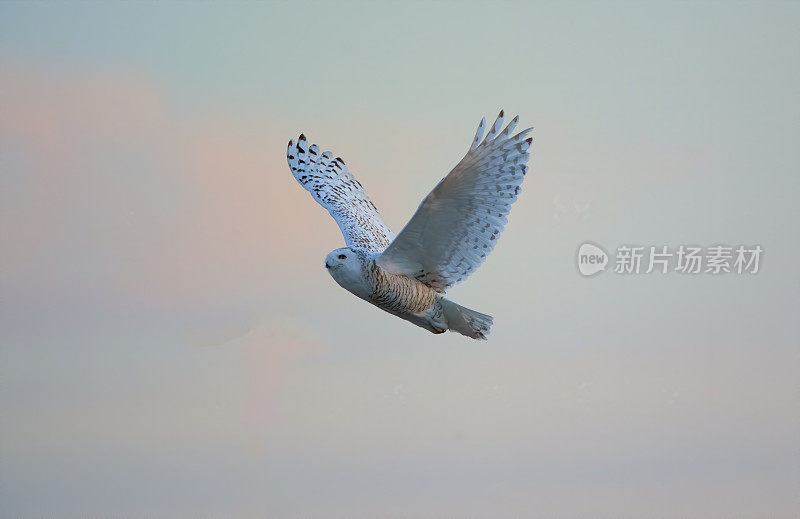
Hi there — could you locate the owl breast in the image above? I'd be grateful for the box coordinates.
[366,262,438,315]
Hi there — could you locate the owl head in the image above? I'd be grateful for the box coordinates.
[324,247,366,294]
[324,246,359,269]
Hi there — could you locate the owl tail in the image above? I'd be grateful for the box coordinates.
[440,298,493,340]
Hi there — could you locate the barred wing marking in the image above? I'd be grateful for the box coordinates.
[287,134,394,252]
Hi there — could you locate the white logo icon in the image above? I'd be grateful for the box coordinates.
[578,243,608,276]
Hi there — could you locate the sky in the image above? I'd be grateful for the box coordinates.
[1,1,799,517]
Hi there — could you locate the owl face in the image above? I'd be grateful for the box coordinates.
[324,247,358,270]
[324,247,367,296]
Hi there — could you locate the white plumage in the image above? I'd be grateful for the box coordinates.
[287,134,394,252]
[287,110,533,339]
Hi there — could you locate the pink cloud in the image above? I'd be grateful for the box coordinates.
[0,62,332,311]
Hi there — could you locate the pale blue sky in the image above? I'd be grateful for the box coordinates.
[2,2,799,517]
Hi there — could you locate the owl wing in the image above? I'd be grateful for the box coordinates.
[376,111,532,292]
[287,134,394,253]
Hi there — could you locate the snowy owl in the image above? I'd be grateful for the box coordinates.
[287,110,532,339]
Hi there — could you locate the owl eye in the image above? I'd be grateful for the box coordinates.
[338,254,347,260]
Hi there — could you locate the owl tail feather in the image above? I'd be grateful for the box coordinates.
[441,298,493,340]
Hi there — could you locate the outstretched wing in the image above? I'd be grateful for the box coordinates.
[287,134,394,252]
[376,110,532,292]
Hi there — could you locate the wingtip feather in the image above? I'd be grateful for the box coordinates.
[471,117,487,150]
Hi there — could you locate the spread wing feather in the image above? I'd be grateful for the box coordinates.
[377,110,532,292]
[287,134,394,252]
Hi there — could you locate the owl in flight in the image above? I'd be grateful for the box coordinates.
[287,110,532,339]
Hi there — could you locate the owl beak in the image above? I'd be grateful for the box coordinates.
[325,262,331,269]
